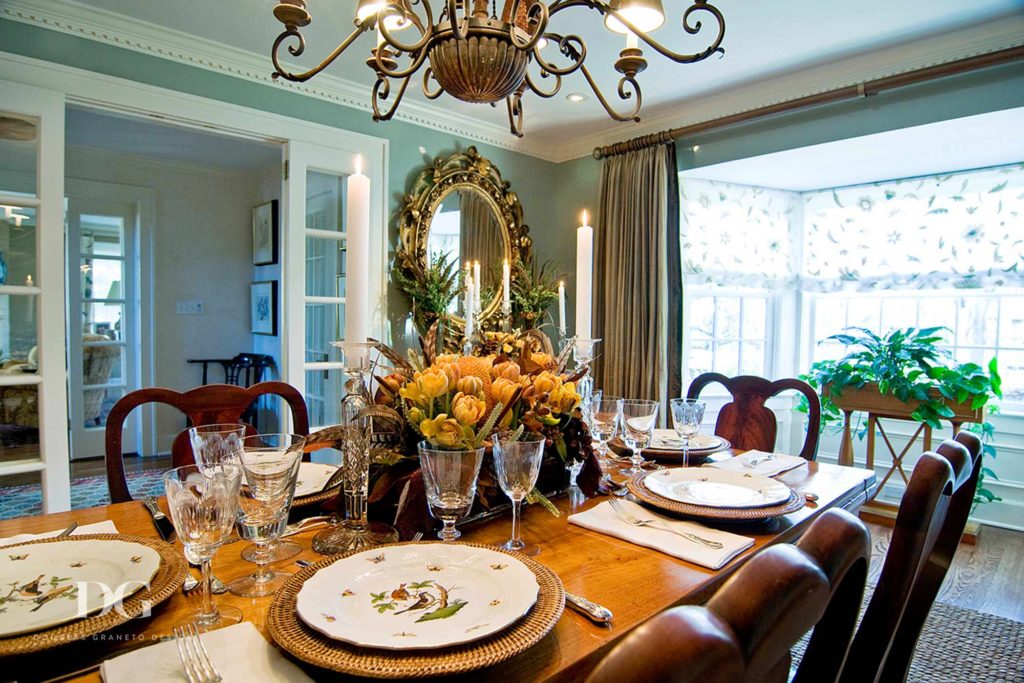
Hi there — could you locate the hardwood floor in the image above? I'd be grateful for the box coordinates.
[866,521,1024,622]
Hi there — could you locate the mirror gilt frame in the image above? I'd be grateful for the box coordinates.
[395,146,531,332]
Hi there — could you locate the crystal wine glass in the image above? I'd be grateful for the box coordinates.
[670,398,706,467]
[228,435,303,597]
[163,464,242,631]
[589,395,622,477]
[418,442,485,542]
[492,432,545,552]
[188,423,247,468]
[618,399,660,477]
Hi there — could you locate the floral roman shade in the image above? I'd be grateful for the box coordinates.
[681,163,1024,292]
[680,179,800,289]
[802,164,1024,292]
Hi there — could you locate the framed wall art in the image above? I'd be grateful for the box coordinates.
[253,199,279,265]
[251,280,278,336]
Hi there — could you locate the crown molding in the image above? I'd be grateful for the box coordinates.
[551,15,1024,162]
[1,0,556,160]
[4,0,1022,164]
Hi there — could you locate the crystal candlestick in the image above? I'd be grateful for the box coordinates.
[313,342,398,554]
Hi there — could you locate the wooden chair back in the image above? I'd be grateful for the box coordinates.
[839,446,967,683]
[878,433,980,681]
[586,543,839,683]
[686,373,822,461]
[104,381,310,503]
[792,508,872,683]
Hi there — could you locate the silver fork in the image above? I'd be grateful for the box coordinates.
[173,623,223,683]
[608,499,724,549]
[742,453,775,468]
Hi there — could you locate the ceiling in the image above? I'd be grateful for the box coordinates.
[18,0,1024,154]
[680,107,1024,191]
[65,106,281,172]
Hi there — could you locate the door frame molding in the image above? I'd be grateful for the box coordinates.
[0,53,389,508]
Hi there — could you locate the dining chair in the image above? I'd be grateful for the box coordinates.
[686,373,822,461]
[874,432,981,682]
[838,440,971,683]
[791,508,872,683]
[104,381,310,503]
[586,542,845,682]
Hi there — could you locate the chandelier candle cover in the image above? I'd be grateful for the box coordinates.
[269,0,726,137]
[575,210,593,342]
[345,155,371,357]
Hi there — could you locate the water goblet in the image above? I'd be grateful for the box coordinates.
[670,398,706,467]
[163,464,243,631]
[618,399,660,476]
[188,423,247,468]
[492,432,545,552]
[418,442,485,542]
[589,395,622,477]
[228,435,304,597]
[238,433,305,564]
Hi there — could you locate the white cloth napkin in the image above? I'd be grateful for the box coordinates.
[0,520,119,547]
[101,621,313,683]
[705,450,806,478]
[568,500,754,570]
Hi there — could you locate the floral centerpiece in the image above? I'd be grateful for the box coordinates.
[359,325,598,537]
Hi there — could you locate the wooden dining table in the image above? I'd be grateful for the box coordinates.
[2,458,875,682]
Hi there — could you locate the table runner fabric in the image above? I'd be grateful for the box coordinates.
[0,519,119,546]
[568,500,753,569]
[100,621,313,683]
[705,450,807,478]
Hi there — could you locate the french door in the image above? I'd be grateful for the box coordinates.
[0,80,70,511]
[283,141,387,428]
[65,189,141,459]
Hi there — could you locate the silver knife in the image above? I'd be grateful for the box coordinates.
[142,496,176,542]
[565,591,613,624]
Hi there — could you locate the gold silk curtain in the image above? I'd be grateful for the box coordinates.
[459,190,501,279]
[593,143,681,405]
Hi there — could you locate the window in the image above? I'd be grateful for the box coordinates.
[680,163,1024,404]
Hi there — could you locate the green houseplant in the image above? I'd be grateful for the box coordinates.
[800,326,1003,509]
[510,258,561,331]
[393,252,463,338]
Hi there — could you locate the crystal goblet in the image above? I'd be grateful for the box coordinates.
[492,432,545,552]
[418,442,485,542]
[618,399,660,476]
[670,398,706,467]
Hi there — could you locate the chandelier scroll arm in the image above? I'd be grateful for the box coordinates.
[373,46,430,80]
[272,22,371,83]
[524,68,563,98]
[506,87,526,137]
[446,0,469,41]
[531,33,586,77]
[600,1,726,64]
[578,62,642,123]
[507,0,549,51]
[377,0,435,55]
[372,73,414,121]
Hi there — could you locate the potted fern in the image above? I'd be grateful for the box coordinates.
[801,326,1002,511]
[393,252,463,339]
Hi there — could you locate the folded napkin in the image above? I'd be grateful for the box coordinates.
[706,450,806,478]
[0,520,119,547]
[101,621,312,683]
[569,500,754,570]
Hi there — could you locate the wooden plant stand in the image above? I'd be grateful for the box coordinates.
[831,384,984,542]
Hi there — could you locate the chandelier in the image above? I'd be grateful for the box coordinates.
[270,0,725,137]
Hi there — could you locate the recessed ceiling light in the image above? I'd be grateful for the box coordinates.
[566,93,587,103]
[692,144,701,152]
[537,37,548,50]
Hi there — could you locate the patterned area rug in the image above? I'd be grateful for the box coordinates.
[792,586,1024,682]
[0,469,166,520]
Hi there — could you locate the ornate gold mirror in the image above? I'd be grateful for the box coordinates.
[395,147,531,334]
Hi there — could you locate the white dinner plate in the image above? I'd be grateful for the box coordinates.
[294,462,339,498]
[648,429,725,451]
[0,539,161,637]
[296,543,540,650]
[643,468,792,508]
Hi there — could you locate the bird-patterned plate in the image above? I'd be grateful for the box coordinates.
[295,543,540,650]
[0,539,160,637]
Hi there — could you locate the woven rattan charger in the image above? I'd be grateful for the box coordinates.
[0,534,187,656]
[267,541,565,678]
[627,471,805,522]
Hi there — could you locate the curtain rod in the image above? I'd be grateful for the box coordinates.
[592,45,1024,160]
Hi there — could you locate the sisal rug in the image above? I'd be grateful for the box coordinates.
[0,469,166,520]
[792,586,1024,682]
